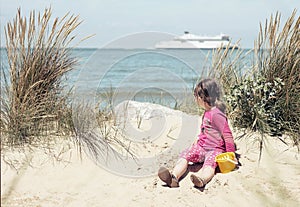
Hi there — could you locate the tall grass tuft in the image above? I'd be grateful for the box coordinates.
[1,8,80,147]
[207,10,299,156]
[254,10,300,145]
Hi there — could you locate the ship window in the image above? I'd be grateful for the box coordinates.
[222,36,229,41]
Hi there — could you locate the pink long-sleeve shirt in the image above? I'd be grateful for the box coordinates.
[197,107,235,152]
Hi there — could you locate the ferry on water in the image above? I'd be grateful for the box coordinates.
[155,31,238,49]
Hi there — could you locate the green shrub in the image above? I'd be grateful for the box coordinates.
[225,77,285,135]
[208,10,300,150]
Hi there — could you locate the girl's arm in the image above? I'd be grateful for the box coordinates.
[212,112,235,152]
[222,123,235,152]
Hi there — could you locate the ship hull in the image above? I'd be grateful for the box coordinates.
[155,40,237,49]
[155,32,238,49]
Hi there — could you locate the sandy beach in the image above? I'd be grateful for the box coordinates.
[1,101,300,207]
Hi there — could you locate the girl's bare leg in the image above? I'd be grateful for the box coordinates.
[172,158,188,179]
[158,158,188,187]
[191,166,215,187]
[199,166,215,183]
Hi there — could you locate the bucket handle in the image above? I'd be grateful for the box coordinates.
[225,158,238,165]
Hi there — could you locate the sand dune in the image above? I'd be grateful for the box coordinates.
[1,101,299,207]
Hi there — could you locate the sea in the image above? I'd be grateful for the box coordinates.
[1,48,252,109]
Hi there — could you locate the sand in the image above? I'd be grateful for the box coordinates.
[1,101,300,207]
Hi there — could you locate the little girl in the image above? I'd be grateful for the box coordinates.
[158,78,236,188]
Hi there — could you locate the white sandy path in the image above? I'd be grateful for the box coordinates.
[1,101,300,207]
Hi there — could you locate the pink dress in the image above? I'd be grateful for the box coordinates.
[180,107,235,168]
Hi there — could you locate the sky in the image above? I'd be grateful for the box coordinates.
[0,0,299,49]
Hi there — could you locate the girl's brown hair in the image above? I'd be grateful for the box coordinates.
[194,78,226,113]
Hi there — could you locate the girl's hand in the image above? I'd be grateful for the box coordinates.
[233,157,238,165]
[193,139,198,145]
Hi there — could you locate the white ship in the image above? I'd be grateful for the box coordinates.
[155,31,238,49]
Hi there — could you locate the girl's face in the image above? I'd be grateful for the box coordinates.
[195,95,212,110]
[195,95,205,109]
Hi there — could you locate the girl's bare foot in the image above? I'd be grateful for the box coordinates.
[158,167,179,188]
[190,174,205,188]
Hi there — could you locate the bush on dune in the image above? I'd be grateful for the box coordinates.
[209,10,300,154]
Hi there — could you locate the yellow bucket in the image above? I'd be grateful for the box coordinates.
[215,152,237,173]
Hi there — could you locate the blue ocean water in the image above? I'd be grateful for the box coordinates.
[1,48,251,108]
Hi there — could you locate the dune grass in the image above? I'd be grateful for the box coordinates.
[0,8,135,168]
[207,10,300,155]
[0,8,80,147]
